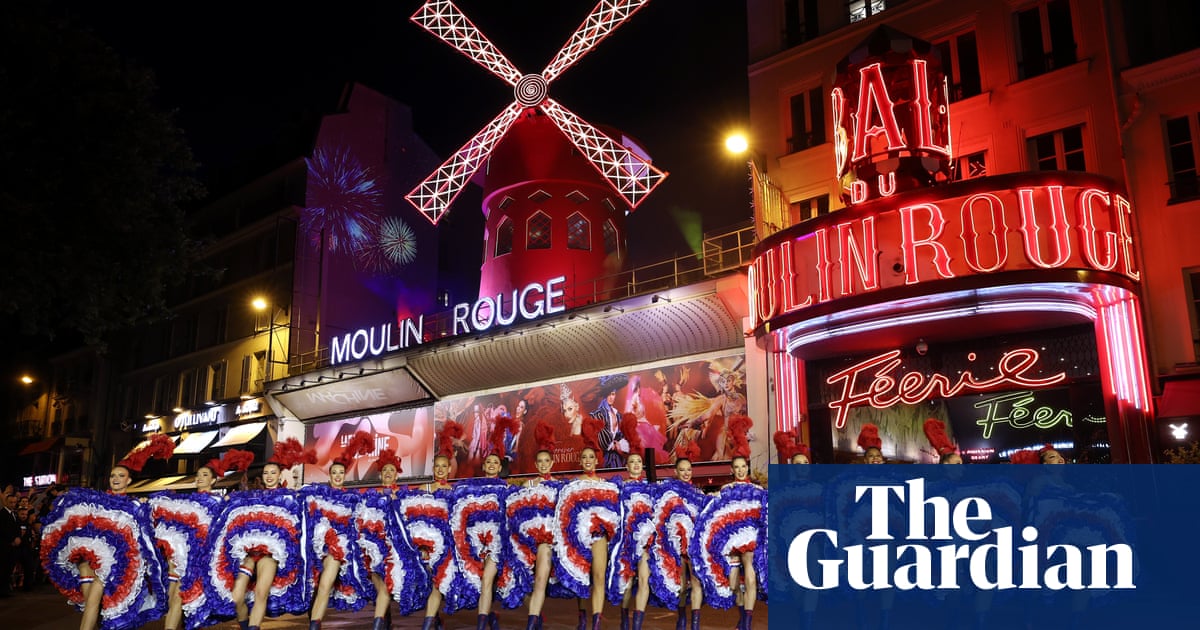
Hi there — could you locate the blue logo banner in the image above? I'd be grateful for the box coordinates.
[768,465,1199,629]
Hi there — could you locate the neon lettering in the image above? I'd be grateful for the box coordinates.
[1076,189,1119,271]
[837,217,880,296]
[825,348,1068,429]
[899,203,954,285]
[959,193,1009,273]
[1018,186,1072,269]
[851,63,907,162]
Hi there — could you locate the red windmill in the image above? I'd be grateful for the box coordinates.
[408,0,668,308]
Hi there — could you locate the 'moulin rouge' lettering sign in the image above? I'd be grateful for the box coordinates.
[749,174,1139,332]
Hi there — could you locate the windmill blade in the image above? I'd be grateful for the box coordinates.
[542,0,653,83]
[411,0,523,86]
[540,98,667,209]
[406,102,525,224]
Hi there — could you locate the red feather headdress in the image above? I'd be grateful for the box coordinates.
[773,430,809,462]
[336,430,376,468]
[1011,450,1041,465]
[207,449,255,476]
[728,414,754,459]
[620,412,643,455]
[437,420,464,458]
[857,423,882,452]
[375,447,402,474]
[923,419,957,456]
[269,437,317,469]
[119,433,176,473]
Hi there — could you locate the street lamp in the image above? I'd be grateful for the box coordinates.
[20,375,34,385]
[251,296,288,385]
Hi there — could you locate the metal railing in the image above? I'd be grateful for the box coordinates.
[287,222,758,374]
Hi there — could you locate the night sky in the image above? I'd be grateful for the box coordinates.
[65,0,752,257]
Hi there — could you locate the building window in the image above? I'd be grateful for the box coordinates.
[567,212,591,250]
[954,151,988,181]
[1029,126,1085,172]
[527,212,552,250]
[1189,269,1200,359]
[208,361,226,402]
[934,31,982,102]
[789,194,831,223]
[603,220,619,257]
[240,355,252,395]
[788,88,826,153]
[179,369,197,408]
[495,217,514,257]
[847,0,886,23]
[253,351,266,392]
[1166,114,1200,202]
[785,0,819,47]
[1014,0,1077,80]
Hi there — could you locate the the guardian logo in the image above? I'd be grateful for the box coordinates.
[786,479,1135,591]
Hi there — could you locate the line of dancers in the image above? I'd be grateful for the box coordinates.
[40,416,767,630]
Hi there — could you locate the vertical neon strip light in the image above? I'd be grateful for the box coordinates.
[772,351,802,432]
[1096,286,1152,413]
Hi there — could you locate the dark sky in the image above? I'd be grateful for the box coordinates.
[64,0,753,248]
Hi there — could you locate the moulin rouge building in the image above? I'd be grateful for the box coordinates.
[748,7,1161,464]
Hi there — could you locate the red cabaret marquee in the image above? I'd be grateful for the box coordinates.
[749,172,1139,332]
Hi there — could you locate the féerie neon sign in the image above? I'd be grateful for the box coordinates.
[973,391,1106,439]
[825,348,1067,428]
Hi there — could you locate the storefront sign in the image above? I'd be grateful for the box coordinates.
[23,473,58,487]
[331,275,566,364]
[750,177,1139,331]
[235,398,262,416]
[826,347,1067,429]
[174,407,223,430]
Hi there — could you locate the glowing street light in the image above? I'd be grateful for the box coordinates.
[20,375,34,385]
[251,297,268,311]
[724,132,750,155]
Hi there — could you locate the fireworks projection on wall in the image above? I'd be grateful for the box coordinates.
[406,0,668,224]
[302,146,382,255]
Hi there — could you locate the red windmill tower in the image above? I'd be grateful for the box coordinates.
[408,0,668,312]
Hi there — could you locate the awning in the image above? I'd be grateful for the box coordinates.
[127,475,188,494]
[1159,379,1200,418]
[174,430,219,455]
[120,435,181,462]
[18,437,63,456]
[211,422,267,448]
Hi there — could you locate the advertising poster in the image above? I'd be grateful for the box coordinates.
[303,407,435,483]
[434,353,747,478]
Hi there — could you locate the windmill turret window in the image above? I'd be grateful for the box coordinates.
[567,212,591,250]
[495,217,514,257]
[528,211,552,250]
[603,219,619,257]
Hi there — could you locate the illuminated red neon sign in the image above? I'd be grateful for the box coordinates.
[825,348,1068,429]
[749,178,1139,331]
[832,31,952,205]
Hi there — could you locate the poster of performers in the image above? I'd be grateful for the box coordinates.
[303,407,436,483]
[433,352,747,478]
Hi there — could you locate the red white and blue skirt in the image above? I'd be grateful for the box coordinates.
[448,478,519,610]
[396,488,463,611]
[41,489,168,630]
[606,479,657,606]
[301,484,370,612]
[552,477,620,599]
[205,489,308,618]
[148,491,224,630]
[648,480,710,608]
[356,489,429,615]
[690,482,766,609]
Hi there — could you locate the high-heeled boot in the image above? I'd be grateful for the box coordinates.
[488,612,500,630]
[632,611,645,630]
[592,613,604,630]
[691,610,702,630]
[620,607,630,630]
[675,609,687,630]
[734,605,744,630]
[421,616,438,630]
[371,618,386,630]
[476,614,488,630]
[577,609,588,630]
[238,621,248,630]
[743,609,755,630]
[309,621,322,630]
[526,615,541,630]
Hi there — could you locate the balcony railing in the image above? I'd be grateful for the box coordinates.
[288,222,757,374]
